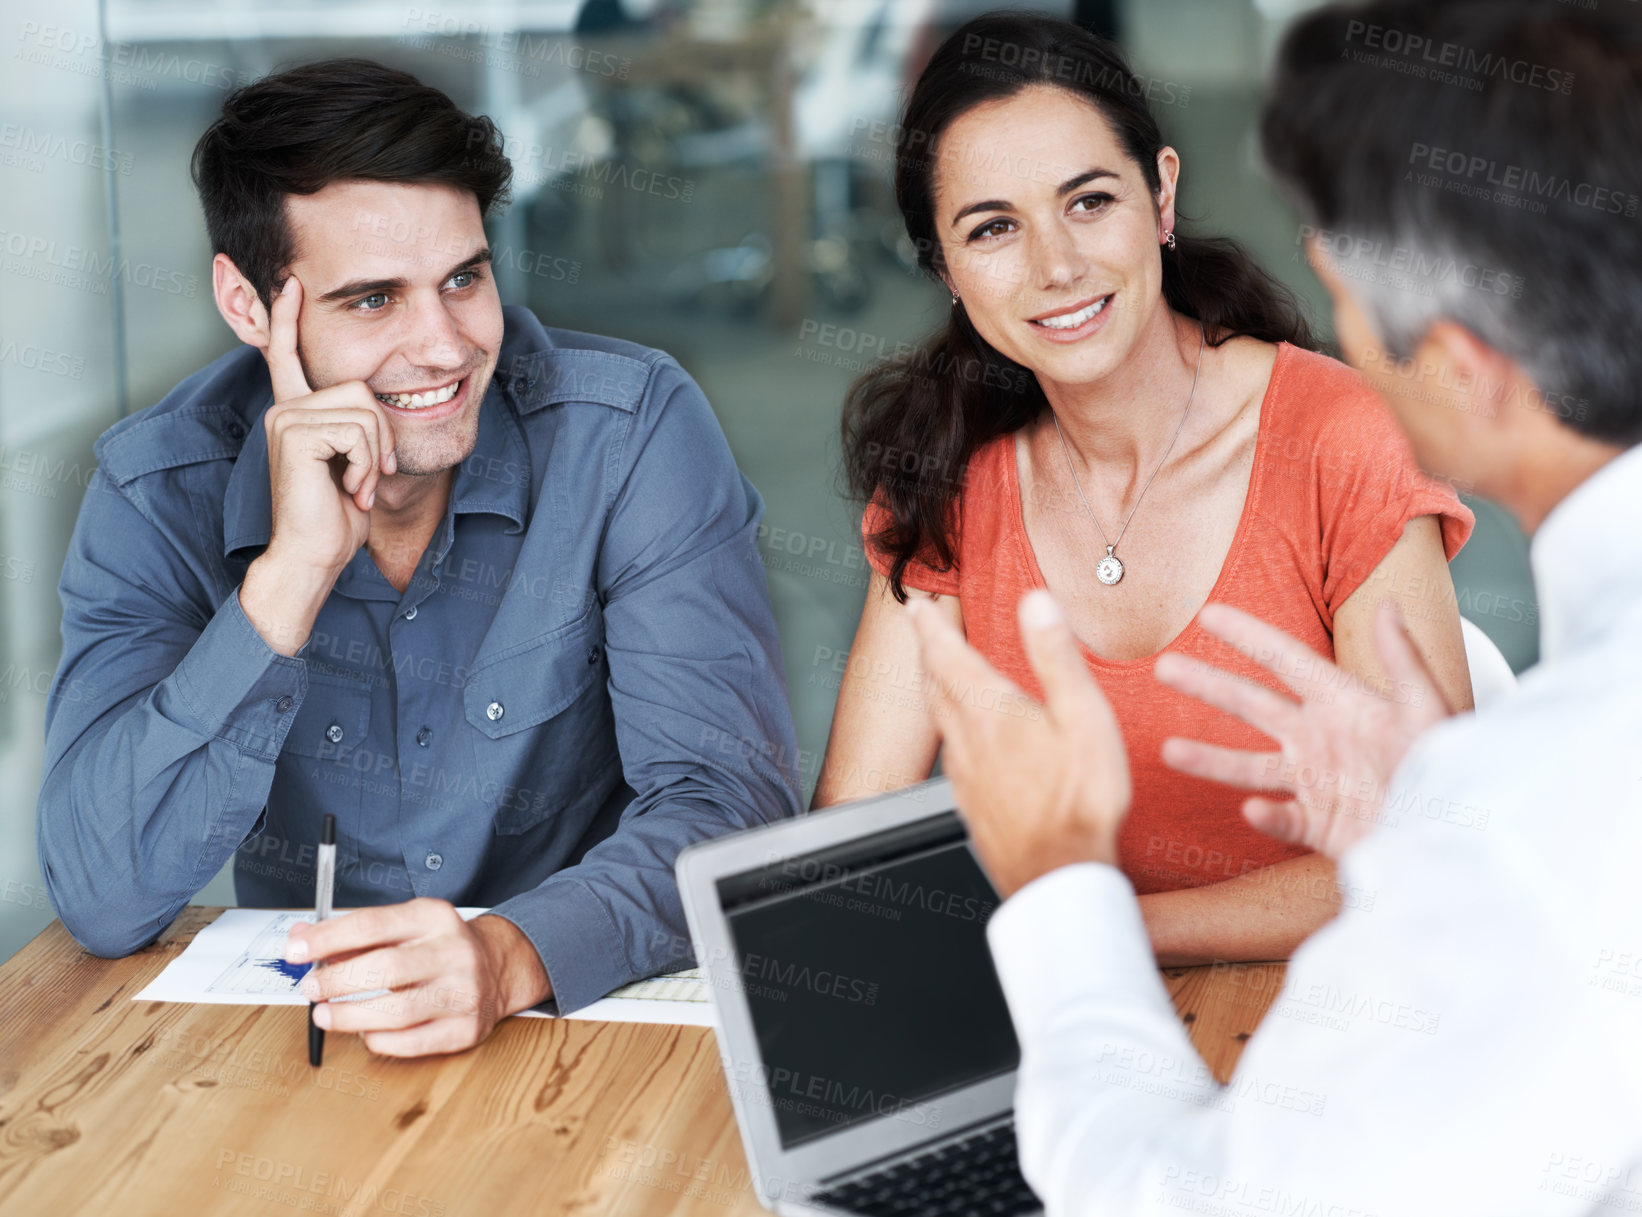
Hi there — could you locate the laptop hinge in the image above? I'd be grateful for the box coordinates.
[815,1112,1013,1188]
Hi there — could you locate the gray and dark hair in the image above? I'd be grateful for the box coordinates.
[1262,0,1642,444]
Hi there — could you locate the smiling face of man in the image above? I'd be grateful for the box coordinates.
[280,179,505,477]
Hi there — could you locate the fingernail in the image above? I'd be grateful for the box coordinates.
[1020,589,1062,629]
[385,450,397,474]
[364,490,375,510]
[313,1003,331,1029]
[281,277,295,295]
[285,938,309,962]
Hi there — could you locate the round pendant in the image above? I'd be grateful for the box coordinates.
[1096,552,1124,586]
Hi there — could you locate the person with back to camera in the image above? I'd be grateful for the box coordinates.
[813,11,1475,966]
[907,1,1642,1211]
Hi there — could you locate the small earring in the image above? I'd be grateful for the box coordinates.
[1165,231,1177,250]
[951,290,960,305]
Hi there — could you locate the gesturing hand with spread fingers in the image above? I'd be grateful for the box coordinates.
[1155,600,1456,861]
[906,590,1131,898]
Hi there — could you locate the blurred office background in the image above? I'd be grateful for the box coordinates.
[0,0,1539,963]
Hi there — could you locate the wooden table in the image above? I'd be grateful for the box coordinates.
[0,909,1283,1216]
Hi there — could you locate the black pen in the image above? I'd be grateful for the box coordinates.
[308,813,336,1067]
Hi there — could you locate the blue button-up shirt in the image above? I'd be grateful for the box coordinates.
[38,306,802,1012]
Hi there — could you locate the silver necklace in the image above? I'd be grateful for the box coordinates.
[1051,326,1206,586]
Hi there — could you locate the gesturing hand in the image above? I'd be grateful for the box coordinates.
[907,590,1131,898]
[261,275,397,579]
[1155,600,1456,861]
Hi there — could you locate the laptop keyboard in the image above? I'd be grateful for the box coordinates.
[811,1122,1041,1217]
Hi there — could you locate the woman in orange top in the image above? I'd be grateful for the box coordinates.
[812,13,1475,965]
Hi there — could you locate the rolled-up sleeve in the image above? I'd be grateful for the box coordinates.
[488,359,803,1012]
[38,469,305,957]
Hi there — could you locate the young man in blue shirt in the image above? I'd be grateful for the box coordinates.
[37,59,801,1055]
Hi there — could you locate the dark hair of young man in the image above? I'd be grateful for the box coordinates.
[190,57,513,312]
[1262,0,1642,445]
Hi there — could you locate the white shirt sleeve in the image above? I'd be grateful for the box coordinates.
[983,446,1642,1216]
[986,763,1642,1217]
[987,863,1232,1217]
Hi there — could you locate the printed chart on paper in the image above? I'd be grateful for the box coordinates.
[204,911,314,997]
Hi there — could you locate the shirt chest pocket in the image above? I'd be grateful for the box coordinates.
[463,610,618,834]
[283,673,374,762]
[271,672,374,865]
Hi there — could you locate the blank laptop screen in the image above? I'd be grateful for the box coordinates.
[716,812,1020,1148]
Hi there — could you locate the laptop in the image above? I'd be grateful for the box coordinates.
[675,778,1043,1217]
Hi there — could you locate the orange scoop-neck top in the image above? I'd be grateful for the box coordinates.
[863,343,1474,893]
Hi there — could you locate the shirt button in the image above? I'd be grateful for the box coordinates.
[403,605,417,621]
[325,723,344,744]
[275,696,294,714]
[424,852,443,871]
[416,726,431,747]
[587,644,601,666]
[486,701,504,722]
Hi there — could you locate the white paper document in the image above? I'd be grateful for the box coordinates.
[134,907,714,1027]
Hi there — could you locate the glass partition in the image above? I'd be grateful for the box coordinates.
[0,0,1538,962]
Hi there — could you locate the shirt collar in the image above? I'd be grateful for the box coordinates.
[222,379,530,558]
[1529,441,1642,664]
[222,389,275,556]
[448,387,530,530]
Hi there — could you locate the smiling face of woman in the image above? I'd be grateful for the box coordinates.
[932,84,1178,393]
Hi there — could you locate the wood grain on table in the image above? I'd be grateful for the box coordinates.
[0,909,1283,1217]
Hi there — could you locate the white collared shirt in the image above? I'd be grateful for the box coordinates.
[988,444,1642,1217]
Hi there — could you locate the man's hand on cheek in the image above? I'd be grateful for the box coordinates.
[906,589,1132,899]
[283,899,552,1058]
[237,274,399,659]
